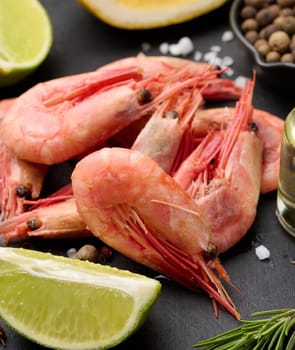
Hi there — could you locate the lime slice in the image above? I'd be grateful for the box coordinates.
[0,0,53,87]
[0,247,161,349]
[77,0,229,29]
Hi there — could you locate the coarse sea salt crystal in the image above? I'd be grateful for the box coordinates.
[221,30,234,43]
[203,51,217,62]
[222,56,234,67]
[235,75,248,87]
[224,68,234,76]
[67,248,77,259]
[255,245,270,260]
[169,43,183,56]
[194,50,203,61]
[210,45,222,53]
[169,36,194,56]
[159,42,169,55]
[178,36,194,56]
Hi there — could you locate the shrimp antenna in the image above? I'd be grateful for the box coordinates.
[151,199,202,217]
[151,199,211,237]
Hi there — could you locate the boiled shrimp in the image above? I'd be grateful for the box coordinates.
[0,67,219,240]
[174,77,263,254]
[191,107,283,194]
[0,66,154,164]
[0,184,91,245]
[71,147,240,319]
[0,98,48,221]
[0,61,228,165]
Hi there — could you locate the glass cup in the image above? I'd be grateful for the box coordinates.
[276,108,295,237]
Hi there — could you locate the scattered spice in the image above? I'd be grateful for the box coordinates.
[98,246,113,264]
[76,244,99,263]
[74,244,112,264]
[239,0,295,63]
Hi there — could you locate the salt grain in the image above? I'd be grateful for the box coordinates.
[203,51,217,62]
[169,43,183,56]
[67,248,77,259]
[178,36,194,55]
[224,68,234,76]
[221,30,234,43]
[194,50,203,61]
[168,36,194,56]
[235,75,248,87]
[159,42,169,55]
[210,45,222,53]
[255,245,270,260]
[222,56,234,67]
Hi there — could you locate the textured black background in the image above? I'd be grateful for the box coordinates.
[0,1,294,349]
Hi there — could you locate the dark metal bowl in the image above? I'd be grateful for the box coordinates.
[229,0,295,95]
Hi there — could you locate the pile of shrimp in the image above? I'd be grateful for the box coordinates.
[0,55,284,319]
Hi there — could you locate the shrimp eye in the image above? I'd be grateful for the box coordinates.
[27,218,42,230]
[136,88,152,104]
[164,110,179,119]
[248,122,259,133]
[205,242,217,259]
[16,185,32,199]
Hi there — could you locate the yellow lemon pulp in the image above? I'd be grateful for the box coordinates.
[78,0,230,29]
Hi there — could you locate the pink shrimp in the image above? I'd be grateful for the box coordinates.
[191,107,283,194]
[0,98,48,221]
[71,147,240,319]
[0,184,92,245]
[173,77,263,254]
[0,66,152,165]
[0,61,230,165]
[0,67,222,241]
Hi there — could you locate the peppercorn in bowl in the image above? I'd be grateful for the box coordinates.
[230,0,295,93]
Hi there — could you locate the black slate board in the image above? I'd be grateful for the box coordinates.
[0,1,294,349]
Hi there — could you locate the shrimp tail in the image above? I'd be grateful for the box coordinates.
[140,225,240,319]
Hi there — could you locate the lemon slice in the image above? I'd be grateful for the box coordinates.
[0,247,161,349]
[77,0,229,29]
[0,0,53,87]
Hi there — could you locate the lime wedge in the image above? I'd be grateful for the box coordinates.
[0,0,53,87]
[78,0,229,29]
[0,247,161,349]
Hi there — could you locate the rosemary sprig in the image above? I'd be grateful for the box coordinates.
[193,308,295,350]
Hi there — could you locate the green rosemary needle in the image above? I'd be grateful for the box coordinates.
[193,308,295,350]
